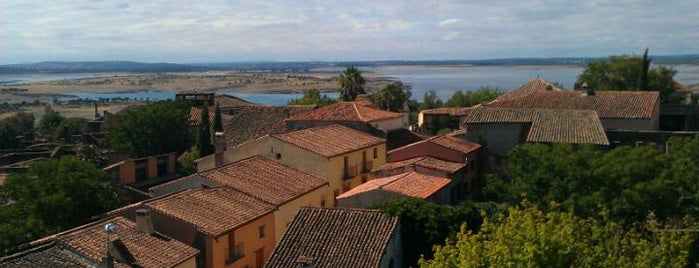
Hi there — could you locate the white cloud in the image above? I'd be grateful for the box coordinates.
[438,19,461,27]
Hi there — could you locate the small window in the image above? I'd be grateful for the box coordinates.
[275,153,281,159]
[320,195,326,207]
[258,225,265,238]
[373,148,378,159]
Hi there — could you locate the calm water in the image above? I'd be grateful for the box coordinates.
[4,65,698,105]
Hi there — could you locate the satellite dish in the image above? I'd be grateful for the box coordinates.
[104,223,118,234]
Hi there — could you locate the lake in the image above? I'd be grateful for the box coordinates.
[5,64,699,105]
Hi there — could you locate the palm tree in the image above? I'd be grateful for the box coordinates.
[338,66,366,101]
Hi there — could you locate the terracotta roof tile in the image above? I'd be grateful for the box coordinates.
[420,107,474,116]
[214,94,254,108]
[465,107,610,145]
[431,135,482,153]
[273,124,385,158]
[265,207,399,268]
[339,171,451,200]
[286,101,402,123]
[495,77,565,102]
[0,242,90,267]
[200,156,327,205]
[374,156,465,174]
[146,187,275,236]
[189,107,234,126]
[222,106,314,147]
[337,176,402,198]
[58,217,198,268]
[487,90,659,119]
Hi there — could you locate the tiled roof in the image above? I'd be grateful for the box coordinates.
[189,107,234,126]
[465,107,610,145]
[273,124,385,158]
[431,134,482,153]
[420,107,474,116]
[385,128,429,151]
[223,105,315,147]
[59,216,199,268]
[265,207,399,268]
[495,77,565,102]
[338,171,451,200]
[214,94,254,108]
[487,90,659,119]
[286,101,402,123]
[146,187,275,236]
[0,242,89,268]
[200,156,327,205]
[375,156,466,174]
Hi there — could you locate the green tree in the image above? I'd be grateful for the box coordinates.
[0,123,20,149]
[576,51,678,101]
[213,103,223,132]
[37,106,65,136]
[420,203,693,268]
[445,86,503,107]
[177,150,200,175]
[2,112,35,134]
[107,101,192,157]
[419,90,443,111]
[287,89,337,106]
[197,105,214,157]
[1,157,123,253]
[372,81,412,112]
[53,117,88,142]
[338,66,366,101]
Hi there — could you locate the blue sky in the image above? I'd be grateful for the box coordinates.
[1,0,697,64]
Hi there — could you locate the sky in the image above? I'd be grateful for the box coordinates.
[1,0,697,64]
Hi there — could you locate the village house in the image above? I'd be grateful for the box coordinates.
[103,152,177,187]
[336,171,452,208]
[149,155,329,243]
[417,107,473,135]
[144,187,276,268]
[462,107,610,156]
[197,124,387,206]
[265,207,402,268]
[0,216,199,268]
[219,105,315,147]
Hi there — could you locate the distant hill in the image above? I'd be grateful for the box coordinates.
[0,61,212,74]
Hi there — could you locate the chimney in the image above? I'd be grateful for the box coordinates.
[296,255,315,268]
[135,209,155,235]
[214,132,226,167]
[581,82,595,96]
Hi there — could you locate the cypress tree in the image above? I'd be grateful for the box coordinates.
[213,102,223,132]
[197,105,214,156]
[640,48,651,91]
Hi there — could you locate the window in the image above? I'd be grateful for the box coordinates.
[258,225,265,238]
[373,147,378,158]
[226,234,244,263]
[320,195,326,207]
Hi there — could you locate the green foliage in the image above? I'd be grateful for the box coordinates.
[0,112,35,149]
[338,66,366,101]
[53,117,88,142]
[374,198,497,267]
[106,101,192,157]
[0,123,20,149]
[76,144,109,167]
[213,102,223,132]
[1,157,123,253]
[372,81,412,112]
[577,52,678,101]
[197,105,214,157]
[37,106,65,136]
[445,86,503,107]
[436,128,453,135]
[420,203,693,268]
[418,90,443,111]
[178,150,200,175]
[287,89,337,106]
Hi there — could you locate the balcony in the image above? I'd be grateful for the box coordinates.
[343,164,357,180]
[226,244,245,264]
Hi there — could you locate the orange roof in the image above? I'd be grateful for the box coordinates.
[200,156,328,205]
[375,156,466,174]
[273,124,385,157]
[495,77,565,102]
[338,171,451,200]
[286,101,402,123]
[146,187,275,236]
[420,107,473,116]
[465,107,610,145]
[59,216,198,268]
[389,132,481,156]
[487,90,659,119]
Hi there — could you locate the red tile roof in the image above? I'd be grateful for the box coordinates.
[338,171,451,200]
[465,107,610,145]
[222,105,315,146]
[487,90,659,119]
[0,242,90,267]
[273,124,385,157]
[389,131,481,156]
[495,77,565,102]
[286,101,402,123]
[189,107,234,126]
[58,216,198,268]
[200,156,328,205]
[265,207,399,268]
[146,187,275,236]
[420,107,474,116]
[375,156,466,174]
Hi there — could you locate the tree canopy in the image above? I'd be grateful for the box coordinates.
[576,51,678,101]
[106,101,192,157]
[0,112,35,149]
[53,117,88,142]
[420,202,693,268]
[445,86,503,107]
[419,90,443,111]
[287,89,337,106]
[37,106,65,136]
[338,66,366,101]
[372,81,411,112]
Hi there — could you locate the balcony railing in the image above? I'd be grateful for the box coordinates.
[343,164,357,180]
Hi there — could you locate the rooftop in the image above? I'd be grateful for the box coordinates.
[338,171,451,200]
[286,101,402,123]
[464,107,610,145]
[495,77,566,102]
[0,242,89,268]
[273,124,385,158]
[265,207,399,268]
[374,156,466,174]
[388,131,481,156]
[146,187,275,236]
[199,156,328,205]
[420,107,474,116]
[222,105,315,147]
